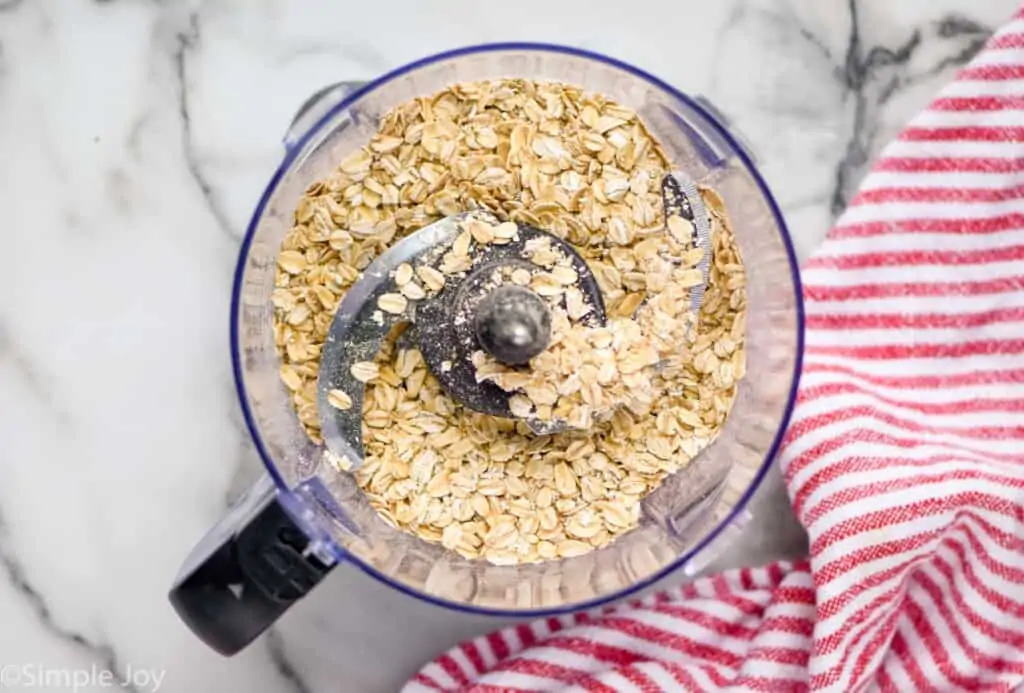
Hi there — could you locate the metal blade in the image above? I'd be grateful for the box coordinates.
[663,170,712,314]
[316,214,469,469]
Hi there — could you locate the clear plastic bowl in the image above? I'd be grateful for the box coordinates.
[232,44,802,616]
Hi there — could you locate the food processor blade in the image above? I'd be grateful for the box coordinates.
[664,171,712,314]
[316,213,467,468]
[315,211,610,463]
[316,173,713,466]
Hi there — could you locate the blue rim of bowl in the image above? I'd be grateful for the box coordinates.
[230,42,805,616]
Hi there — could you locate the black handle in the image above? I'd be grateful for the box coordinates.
[171,79,365,655]
[169,478,334,656]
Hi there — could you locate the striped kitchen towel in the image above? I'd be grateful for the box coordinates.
[404,8,1024,693]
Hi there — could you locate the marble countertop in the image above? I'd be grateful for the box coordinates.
[0,0,1016,691]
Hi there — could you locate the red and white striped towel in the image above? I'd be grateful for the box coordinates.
[404,12,1024,693]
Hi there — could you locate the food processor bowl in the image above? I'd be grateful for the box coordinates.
[170,43,803,656]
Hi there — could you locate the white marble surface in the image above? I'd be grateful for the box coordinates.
[0,0,1016,691]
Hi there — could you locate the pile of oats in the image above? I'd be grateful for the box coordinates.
[272,79,747,564]
[472,213,713,430]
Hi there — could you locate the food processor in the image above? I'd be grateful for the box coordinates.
[169,43,803,656]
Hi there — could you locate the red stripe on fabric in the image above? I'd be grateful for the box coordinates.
[656,661,704,692]
[904,592,986,690]
[811,494,1024,558]
[957,64,1024,81]
[785,406,1024,453]
[807,339,1024,360]
[579,678,618,693]
[708,580,767,617]
[650,603,759,640]
[492,658,617,693]
[852,183,1024,205]
[730,675,810,691]
[876,667,900,693]
[816,529,944,587]
[785,430,901,495]
[437,654,471,687]
[486,632,511,663]
[801,456,1024,527]
[678,582,702,600]
[759,615,816,639]
[689,663,732,689]
[800,362,1024,392]
[800,381,1024,415]
[746,645,810,668]
[933,513,1024,589]
[541,634,649,666]
[874,156,1024,174]
[805,307,1024,330]
[773,587,818,607]
[804,467,1024,529]
[901,125,1024,140]
[784,428,1022,496]
[752,566,774,588]
[681,590,768,618]
[805,278,1024,302]
[572,612,594,627]
[930,94,1024,111]
[617,666,663,693]
[989,32,1024,49]
[465,686,533,693]
[914,570,1024,675]
[766,562,787,585]
[410,672,446,691]
[653,591,674,604]
[946,526,1024,608]
[830,213,1024,238]
[813,512,1024,639]
[459,642,488,676]
[812,602,903,690]
[887,628,934,692]
[806,245,1024,270]
[825,610,925,692]
[710,573,735,598]
[598,616,744,670]
[934,550,1024,645]
[811,597,901,687]
[816,565,919,647]
[515,624,537,650]
[779,429,852,488]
